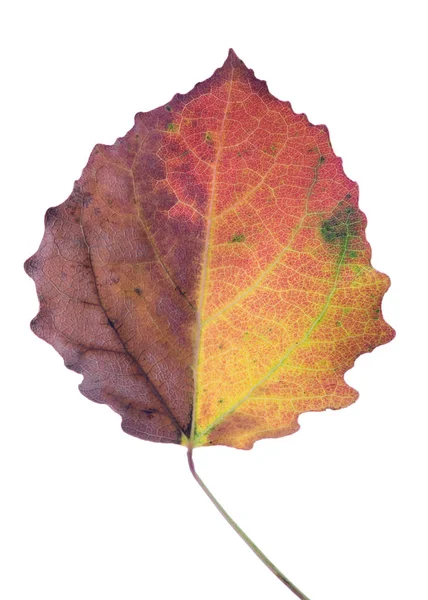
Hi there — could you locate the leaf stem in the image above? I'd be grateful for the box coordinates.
[187,448,312,600]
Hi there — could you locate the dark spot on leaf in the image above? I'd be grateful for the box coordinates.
[320,155,325,163]
[134,287,142,296]
[230,233,245,243]
[141,408,157,419]
[321,205,359,244]
[165,105,172,112]
[175,285,186,296]
[107,318,115,328]
[321,217,346,242]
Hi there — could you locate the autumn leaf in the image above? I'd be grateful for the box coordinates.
[25,49,394,599]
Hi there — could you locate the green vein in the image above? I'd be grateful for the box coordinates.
[194,217,352,442]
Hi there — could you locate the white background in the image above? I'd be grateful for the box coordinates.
[1,1,427,599]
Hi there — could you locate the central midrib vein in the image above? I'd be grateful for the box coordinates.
[189,67,235,442]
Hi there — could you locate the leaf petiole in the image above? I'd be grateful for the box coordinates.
[187,448,312,600]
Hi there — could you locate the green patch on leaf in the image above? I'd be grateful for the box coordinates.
[321,205,358,244]
[230,233,246,243]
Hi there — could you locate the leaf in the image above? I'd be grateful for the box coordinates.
[25,49,394,451]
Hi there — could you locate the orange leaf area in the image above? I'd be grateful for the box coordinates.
[25,50,394,449]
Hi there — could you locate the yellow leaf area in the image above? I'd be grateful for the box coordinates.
[162,51,394,449]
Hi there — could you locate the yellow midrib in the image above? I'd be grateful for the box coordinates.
[189,68,235,442]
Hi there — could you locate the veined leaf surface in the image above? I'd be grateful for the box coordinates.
[25,49,394,450]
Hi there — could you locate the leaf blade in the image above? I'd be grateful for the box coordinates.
[25,49,395,449]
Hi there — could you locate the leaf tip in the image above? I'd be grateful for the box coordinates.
[224,47,246,68]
